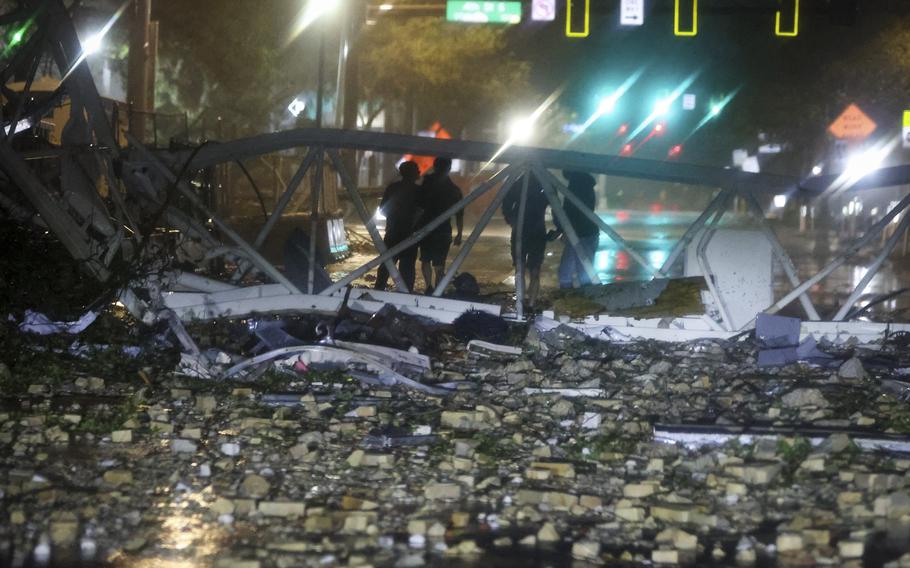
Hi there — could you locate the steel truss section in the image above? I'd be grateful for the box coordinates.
[1,0,909,347]
[327,148,407,292]
[432,168,521,298]
[536,313,910,346]
[339,288,502,324]
[173,128,799,193]
[756,193,910,325]
[161,284,342,321]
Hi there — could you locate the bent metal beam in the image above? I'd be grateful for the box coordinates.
[172,127,798,193]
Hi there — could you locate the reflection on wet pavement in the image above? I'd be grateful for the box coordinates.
[110,488,229,568]
[334,211,909,319]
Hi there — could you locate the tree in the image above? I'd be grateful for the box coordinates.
[357,17,532,135]
[152,0,291,137]
[704,6,910,176]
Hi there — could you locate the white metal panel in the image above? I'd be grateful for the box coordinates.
[343,289,502,316]
[165,293,341,321]
[684,230,773,331]
[801,321,910,345]
[347,299,463,324]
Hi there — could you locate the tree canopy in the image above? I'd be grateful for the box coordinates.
[358,17,531,134]
[152,0,291,136]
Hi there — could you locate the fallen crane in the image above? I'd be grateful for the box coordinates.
[0,0,908,374]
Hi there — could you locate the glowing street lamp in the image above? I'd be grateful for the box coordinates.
[292,0,342,36]
[654,97,672,116]
[509,116,535,144]
[82,32,104,55]
[597,93,618,115]
[288,0,345,128]
[845,148,887,180]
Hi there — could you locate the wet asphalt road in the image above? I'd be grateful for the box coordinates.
[327,211,910,319]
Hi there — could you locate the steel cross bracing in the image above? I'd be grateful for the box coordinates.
[1,0,909,339]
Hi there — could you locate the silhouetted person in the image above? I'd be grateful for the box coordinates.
[417,157,463,293]
[554,170,599,288]
[502,172,549,307]
[374,161,420,292]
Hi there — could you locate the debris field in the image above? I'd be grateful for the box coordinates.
[2,310,910,568]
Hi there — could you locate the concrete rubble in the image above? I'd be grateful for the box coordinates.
[1,3,908,564]
[2,317,910,567]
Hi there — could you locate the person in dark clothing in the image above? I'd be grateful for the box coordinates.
[374,161,421,291]
[553,170,600,288]
[502,172,549,307]
[416,157,463,293]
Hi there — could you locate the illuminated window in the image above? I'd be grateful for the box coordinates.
[675,0,697,36]
[566,0,590,38]
[775,0,799,36]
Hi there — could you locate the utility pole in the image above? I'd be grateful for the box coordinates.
[342,0,366,132]
[338,0,366,176]
[127,0,151,143]
[146,20,158,117]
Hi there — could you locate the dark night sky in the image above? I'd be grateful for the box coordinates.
[88,0,910,175]
[493,0,910,173]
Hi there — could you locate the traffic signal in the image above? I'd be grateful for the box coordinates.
[566,0,590,37]
[9,26,26,46]
[775,0,799,36]
[668,144,683,158]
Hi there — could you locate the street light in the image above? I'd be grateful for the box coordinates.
[293,0,342,36]
[654,97,672,116]
[597,94,618,115]
[845,148,887,180]
[82,32,104,55]
[289,0,344,128]
[509,116,535,144]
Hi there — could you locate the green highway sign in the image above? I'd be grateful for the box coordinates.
[446,1,522,24]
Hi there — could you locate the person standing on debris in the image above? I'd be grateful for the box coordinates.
[502,172,549,307]
[416,157,463,293]
[552,170,599,288]
[375,161,421,292]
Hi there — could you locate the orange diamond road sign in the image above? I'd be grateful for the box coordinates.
[828,103,877,140]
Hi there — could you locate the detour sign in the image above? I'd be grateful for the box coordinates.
[828,103,877,140]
